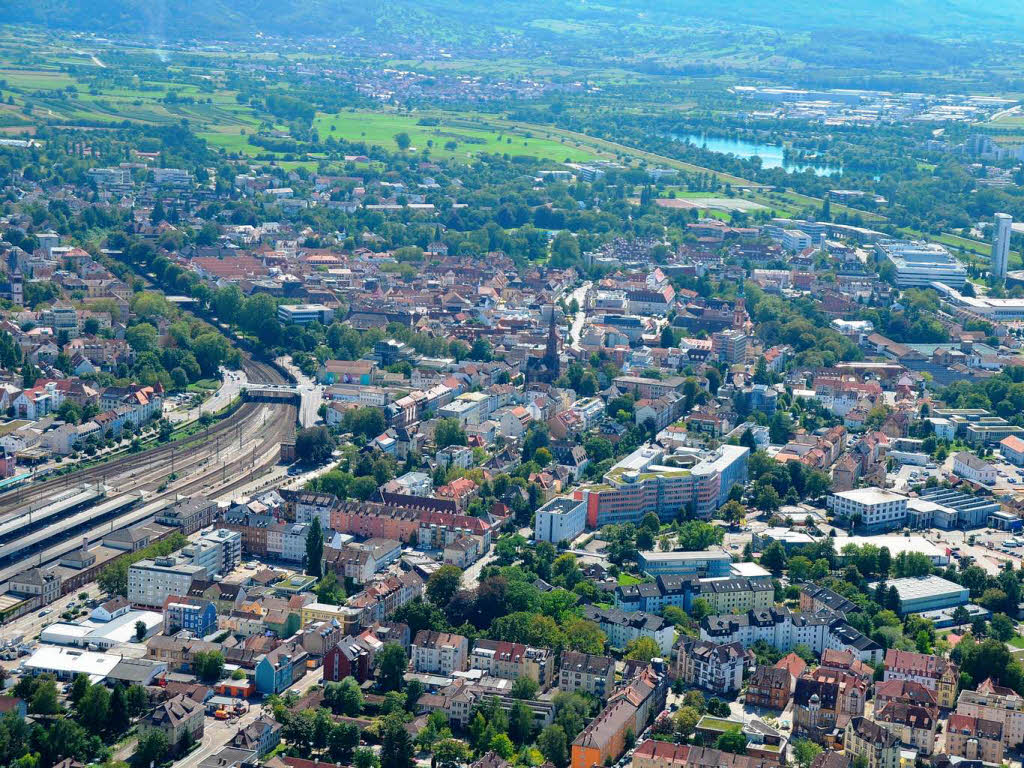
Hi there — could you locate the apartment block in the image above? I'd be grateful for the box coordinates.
[955,679,1024,747]
[883,649,958,709]
[673,639,746,695]
[559,652,616,700]
[469,640,554,688]
[411,630,469,675]
[128,556,206,609]
[945,713,1004,763]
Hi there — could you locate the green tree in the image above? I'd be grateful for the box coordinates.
[330,722,361,764]
[489,733,515,760]
[375,642,409,692]
[354,747,379,768]
[125,323,158,353]
[434,738,472,768]
[306,517,324,577]
[69,674,90,706]
[132,730,168,768]
[510,700,535,744]
[30,678,61,715]
[716,727,747,754]
[394,132,412,151]
[690,598,713,622]
[126,683,149,719]
[109,683,130,733]
[991,613,1016,642]
[328,677,364,717]
[380,714,416,768]
[791,739,822,768]
[760,542,788,575]
[296,426,335,464]
[510,676,539,701]
[674,706,700,738]
[563,620,606,654]
[193,650,225,682]
[538,724,569,768]
[78,682,111,734]
[623,636,661,661]
[435,418,468,449]
[427,565,463,607]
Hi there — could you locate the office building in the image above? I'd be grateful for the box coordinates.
[782,229,813,253]
[875,240,967,288]
[635,550,733,579]
[827,488,907,533]
[152,168,193,186]
[276,304,335,326]
[712,330,748,365]
[993,213,1012,281]
[534,497,587,544]
[577,444,748,526]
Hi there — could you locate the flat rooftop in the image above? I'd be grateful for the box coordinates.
[840,535,946,561]
[832,487,906,505]
[638,549,731,562]
[870,575,967,601]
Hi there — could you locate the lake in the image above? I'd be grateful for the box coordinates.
[671,133,841,176]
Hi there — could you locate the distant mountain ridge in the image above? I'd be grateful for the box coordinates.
[11,0,1024,42]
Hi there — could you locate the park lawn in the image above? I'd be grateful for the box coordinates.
[313,109,602,163]
[187,378,221,392]
[1009,635,1024,650]
[617,572,642,586]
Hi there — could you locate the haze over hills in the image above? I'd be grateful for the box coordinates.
[10,0,1024,43]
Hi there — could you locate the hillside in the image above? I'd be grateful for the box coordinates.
[12,0,1024,44]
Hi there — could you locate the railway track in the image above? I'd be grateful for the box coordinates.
[0,355,292,515]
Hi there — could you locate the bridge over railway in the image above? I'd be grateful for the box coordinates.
[242,385,319,427]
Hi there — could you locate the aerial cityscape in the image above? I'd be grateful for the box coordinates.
[4,4,1024,768]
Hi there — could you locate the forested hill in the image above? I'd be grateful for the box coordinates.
[10,0,1024,43]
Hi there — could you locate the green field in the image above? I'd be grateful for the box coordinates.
[0,68,77,89]
[617,572,642,586]
[313,109,602,163]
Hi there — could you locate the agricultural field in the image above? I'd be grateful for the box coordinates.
[313,109,603,163]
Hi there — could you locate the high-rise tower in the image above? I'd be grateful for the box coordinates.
[993,212,1012,281]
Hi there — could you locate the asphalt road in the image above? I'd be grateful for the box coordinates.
[174,668,323,768]
[167,367,249,425]
[567,281,591,350]
[277,356,323,429]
